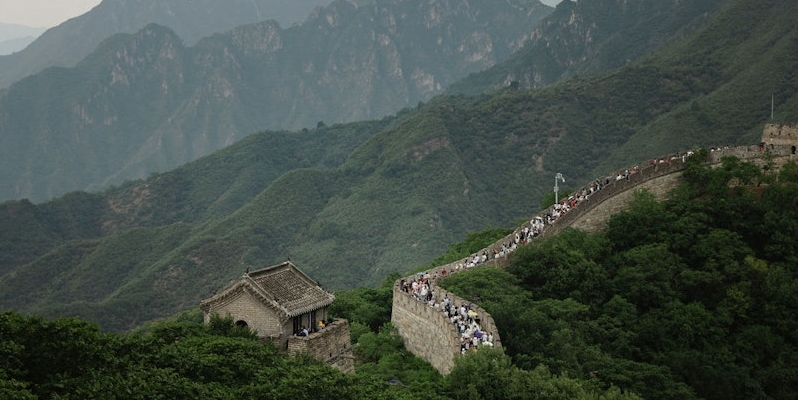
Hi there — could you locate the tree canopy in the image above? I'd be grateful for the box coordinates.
[441,157,798,400]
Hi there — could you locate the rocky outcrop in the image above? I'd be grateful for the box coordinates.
[0,0,552,203]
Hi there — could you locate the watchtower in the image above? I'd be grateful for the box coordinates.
[762,123,798,155]
[201,260,353,372]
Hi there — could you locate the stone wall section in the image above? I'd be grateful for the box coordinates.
[568,173,683,233]
[392,281,503,375]
[549,144,794,234]
[392,134,797,375]
[391,286,461,374]
[203,289,284,340]
[762,123,798,147]
[549,158,688,235]
[288,319,354,373]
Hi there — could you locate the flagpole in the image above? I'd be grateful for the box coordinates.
[554,173,565,205]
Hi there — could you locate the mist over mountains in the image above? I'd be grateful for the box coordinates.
[0,22,46,55]
[448,0,732,93]
[0,0,552,203]
[0,0,333,88]
[1,0,797,333]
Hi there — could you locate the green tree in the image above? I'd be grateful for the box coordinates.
[329,285,393,335]
[606,189,675,252]
[0,372,35,400]
[443,348,523,400]
[778,160,798,183]
[610,243,682,312]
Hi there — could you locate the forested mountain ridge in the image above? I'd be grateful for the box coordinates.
[0,0,333,88]
[448,0,734,93]
[0,22,45,56]
[441,153,798,399]
[1,0,797,333]
[2,120,795,400]
[0,0,552,203]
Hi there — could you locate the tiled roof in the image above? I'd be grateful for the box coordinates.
[201,261,334,318]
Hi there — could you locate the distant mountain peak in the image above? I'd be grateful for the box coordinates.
[0,0,553,203]
[0,0,333,89]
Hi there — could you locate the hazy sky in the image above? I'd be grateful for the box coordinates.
[0,0,100,27]
[1,0,564,28]
[539,0,563,6]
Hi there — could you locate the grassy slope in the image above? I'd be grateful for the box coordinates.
[592,0,798,175]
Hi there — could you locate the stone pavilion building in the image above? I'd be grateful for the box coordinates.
[200,260,353,372]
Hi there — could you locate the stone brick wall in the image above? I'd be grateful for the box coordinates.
[549,157,689,235]
[550,144,794,234]
[762,123,798,147]
[391,285,461,374]
[391,138,796,376]
[203,289,284,339]
[568,173,683,233]
[288,319,354,373]
[391,259,504,375]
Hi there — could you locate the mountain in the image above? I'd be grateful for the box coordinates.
[0,36,37,55]
[1,0,796,332]
[0,22,46,55]
[0,22,46,42]
[0,0,553,203]
[0,0,334,89]
[448,0,733,93]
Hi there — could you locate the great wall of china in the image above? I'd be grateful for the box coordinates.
[392,123,798,374]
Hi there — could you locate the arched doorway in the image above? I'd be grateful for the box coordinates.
[235,320,248,328]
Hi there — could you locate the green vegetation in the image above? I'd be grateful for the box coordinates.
[426,227,514,269]
[449,0,734,95]
[441,157,798,400]
[2,155,795,399]
[0,312,382,399]
[0,309,640,399]
[0,0,552,204]
[329,274,397,340]
[2,0,798,333]
[0,276,635,399]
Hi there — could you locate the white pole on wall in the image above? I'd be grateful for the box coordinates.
[554,173,565,205]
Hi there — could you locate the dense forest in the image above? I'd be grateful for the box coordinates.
[3,0,798,332]
[441,153,798,399]
[2,153,795,399]
[0,299,633,399]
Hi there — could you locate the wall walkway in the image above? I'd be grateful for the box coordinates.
[392,138,796,375]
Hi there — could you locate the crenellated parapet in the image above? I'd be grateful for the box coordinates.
[288,319,354,373]
[762,123,798,148]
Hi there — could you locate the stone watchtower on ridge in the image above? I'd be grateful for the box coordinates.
[200,260,353,372]
[762,123,798,155]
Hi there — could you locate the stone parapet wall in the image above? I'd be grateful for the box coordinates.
[392,285,462,374]
[762,123,798,147]
[433,285,502,348]
[288,319,354,373]
[568,173,683,233]
[548,157,689,235]
[202,289,284,340]
[392,137,796,376]
[549,144,793,234]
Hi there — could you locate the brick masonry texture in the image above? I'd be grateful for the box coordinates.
[288,319,354,373]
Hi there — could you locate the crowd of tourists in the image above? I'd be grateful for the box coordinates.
[399,274,494,353]
[398,151,700,355]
